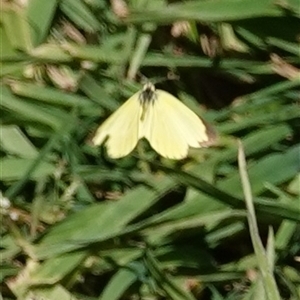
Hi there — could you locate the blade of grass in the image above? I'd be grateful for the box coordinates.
[27,0,58,45]
[4,119,73,199]
[99,266,139,300]
[238,140,280,300]
[127,32,152,80]
[128,0,285,23]
[145,249,196,300]
[157,162,300,222]
[59,0,100,32]
[0,125,38,158]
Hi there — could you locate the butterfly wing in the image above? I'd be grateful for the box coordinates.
[92,93,141,158]
[142,90,210,159]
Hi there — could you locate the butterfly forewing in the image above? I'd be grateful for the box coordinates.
[141,89,210,159]
[141,92,188,159]
[157,90,209,147]
[92,93,141,158]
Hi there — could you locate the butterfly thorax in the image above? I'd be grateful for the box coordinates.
[139,82,157,121]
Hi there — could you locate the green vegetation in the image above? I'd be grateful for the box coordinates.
[1,0,299,299]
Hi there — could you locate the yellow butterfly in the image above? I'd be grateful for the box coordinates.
[92,82,213,159]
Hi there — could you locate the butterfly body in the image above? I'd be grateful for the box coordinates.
[93,83,212,159]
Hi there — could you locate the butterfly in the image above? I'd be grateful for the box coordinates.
[92,82,213,159]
